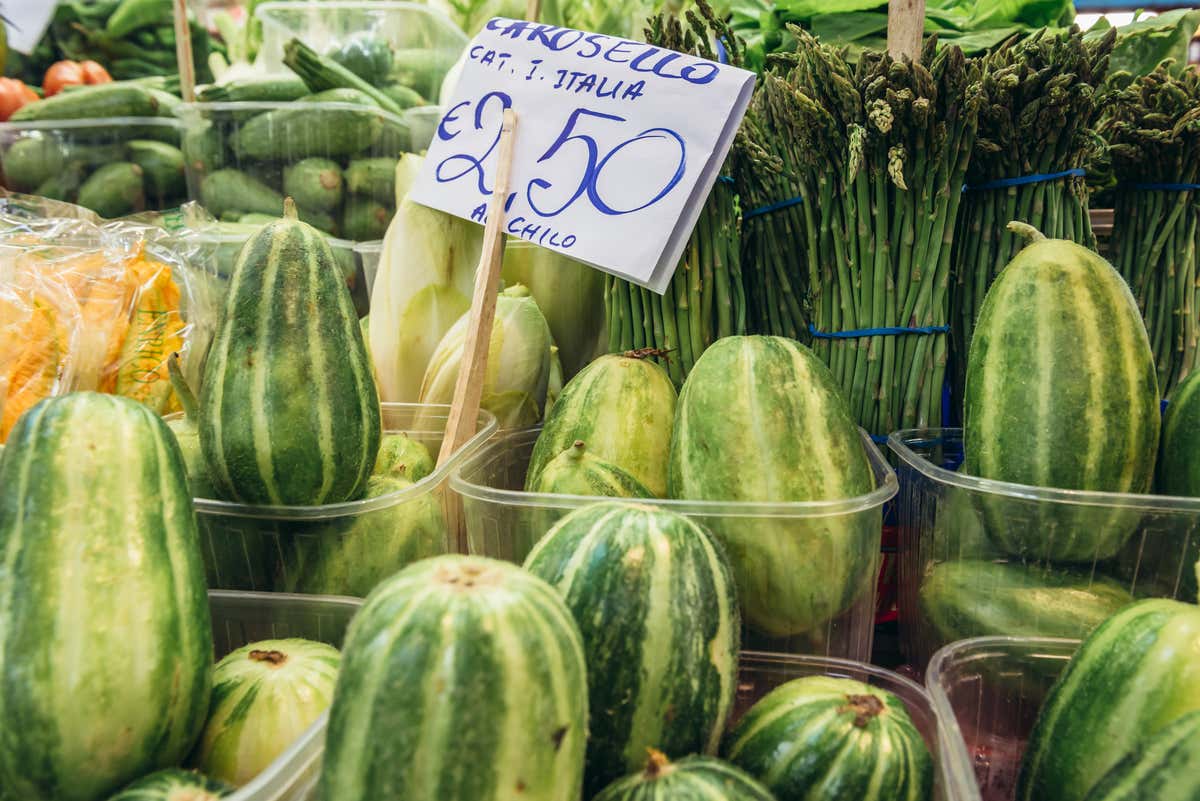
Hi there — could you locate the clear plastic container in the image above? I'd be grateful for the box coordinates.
[738,651,954,801]
[196,403,497,595]
[925,636,1078,801]
[0,117,187,215]
[353,239,382,302]
[888,428,1200,672]
[254,1,465,102]
[179,101,436,243]
[451,429,897,661]
[210,589,363,801]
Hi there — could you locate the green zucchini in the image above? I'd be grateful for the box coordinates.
[342,196,390,240]
[284,158,344,213]
[345,157,397,203]
[200,170,284,219]
[197,77,310,103]
[3,136,65,192]
[128,139,185,199]
[10,84,161,121]
[329,37,394,86]
[182,121,225,176]
[379,83,425,110]
[77,162,146,217]
[230,98,383,160]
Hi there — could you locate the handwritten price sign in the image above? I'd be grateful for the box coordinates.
[410,18,755,293]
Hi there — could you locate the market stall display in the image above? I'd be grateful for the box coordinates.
[5,1,1200,799]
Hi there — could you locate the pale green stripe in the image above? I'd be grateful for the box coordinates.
[205,236,254,496]
[251,231,288,503]
[626,514,674,764]
[699,530,736,754]
[764,706,843,787]
[305,231,337,504]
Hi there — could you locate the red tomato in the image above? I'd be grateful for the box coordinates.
[79,60,112,85]
[0,78,37,121]
[43,61,86,97]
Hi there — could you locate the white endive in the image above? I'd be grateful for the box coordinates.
[501,240,606,378]
[368,154,483,402]
[418,285,554,429]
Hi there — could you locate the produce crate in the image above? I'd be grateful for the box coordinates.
[210,589,363,801]
[925,636,1078,801]
[254,0,466,105]
[0,117,187,216]
[195,403,497,595]
[180,101,433,243]
[737,652,955,801]
[451,429,898,661]
[888,428,1199,672]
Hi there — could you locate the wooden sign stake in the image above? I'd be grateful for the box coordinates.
[525,0,542,23]
[436,109,518,552]
[887,0,926,61]
[174,0,197,102]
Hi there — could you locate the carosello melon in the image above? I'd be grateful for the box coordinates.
[668,335,878,638]
[964,223,1159,562]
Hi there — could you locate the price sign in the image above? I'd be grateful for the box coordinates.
[409,18,756,293]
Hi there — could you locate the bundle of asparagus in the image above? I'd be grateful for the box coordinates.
[737,31,983,436]
[950,28,1115,406]
[605,6,747,386]
[1104,64,1200,393]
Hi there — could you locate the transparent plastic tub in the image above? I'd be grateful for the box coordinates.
[354,239,382,302]
[0,117,187,215]
[180,101,438,243]
[254,0,466,103]
[737,651,955,801]
[196,403,496,595]
[925,636,1078,801]
[211,589,363,801]
[888,428,1199,672]
[452,429,897,661]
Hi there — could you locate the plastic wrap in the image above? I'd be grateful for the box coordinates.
[0,193,218,442]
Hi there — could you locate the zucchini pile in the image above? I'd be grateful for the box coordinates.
[1,81,186,216]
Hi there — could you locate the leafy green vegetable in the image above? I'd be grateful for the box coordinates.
[1088,9,1200,78]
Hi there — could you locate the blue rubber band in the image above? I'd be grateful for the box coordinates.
[717,175,735,185]
[808,322,949,339]
[870,434,890,444]
[716,37,729,65]
[1130,182,1200,192]
[744,195,804,220]
[963,168,1086,193]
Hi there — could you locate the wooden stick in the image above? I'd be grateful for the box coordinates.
[437,108,517,554]
[887,0,925,61]
[525,0,541,22]
[174,0,197,102]
[436,107,518,469]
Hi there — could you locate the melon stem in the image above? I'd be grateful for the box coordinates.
[1006,220,1047,243]
[643,748,672,778]
[283,196,298,220]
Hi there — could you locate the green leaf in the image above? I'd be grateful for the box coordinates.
[1096,8,1200,77]
[810,12,887,44]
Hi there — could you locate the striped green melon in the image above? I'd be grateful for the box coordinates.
[1153,371,1200,599]
[166,353,218,499]
[1081,710,1200,801]
[668,335,878,638]
[724,675,932,801]
[919,560,1133,644]
[279,476,447,596]
[592,751,776,801]
[199,200,381,506]
[318,555,588,801]
[105,769,232,801]
[373,432,434,482]
[192,638,340,786]
[526,352,677,497]
[529,440,654,498]
[0,393,213,801]
[964,224,1159,562]
[524,502,740,795]
[1017,598,1200,801]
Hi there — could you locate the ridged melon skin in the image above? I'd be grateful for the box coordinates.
[668,335,878,637]
[1017,599,1200,801]
[318,555,588,801]
[724,675,932,801]
[192,638,341,786]
[592,754,776,801]
[524,502,740,795]
[919,560,1133,644]
[964,235,1159,562]
[0,393,213,801]
[526,354,677,497]
[1158,369,1200,497]
[106,769,232,801]
[200,211,381,506]
[1081,710,1200,801]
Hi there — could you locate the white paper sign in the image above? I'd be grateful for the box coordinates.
[409,18,756,293]
[7,3,58,55]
